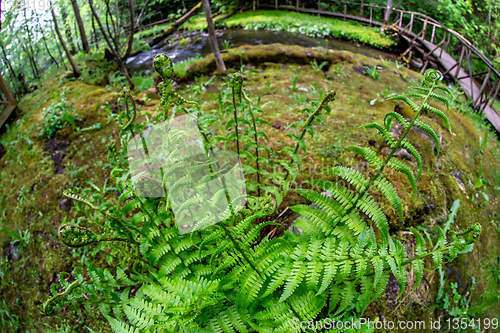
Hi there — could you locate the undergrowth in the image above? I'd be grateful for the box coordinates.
[43,55,480,332]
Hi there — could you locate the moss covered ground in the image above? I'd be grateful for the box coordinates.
[0,44,499,331]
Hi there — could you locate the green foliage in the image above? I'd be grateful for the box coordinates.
[39,88,81,138]
[363,65,380,80]
[173,55,204,79]
[131,75,154,91]
[44,56,480,332]
[310,59,328,72]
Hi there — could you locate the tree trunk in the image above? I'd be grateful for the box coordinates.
[122,0,135,60]
[88,0,134,90]
[104,0,119,51]
[91,13,98,49]
[114,0,120,49]
[384,0,393,24]
[71,0,89,52]
[50,23,69,70]
[201,0,226,74]
[20,42,39,79]
[0,42,17,83]
[136,0,150,27]
[61,7,77,54]
[23,9,40,78]
[35,14,60,67]
[50,2,80,77]
[149,1,202,47]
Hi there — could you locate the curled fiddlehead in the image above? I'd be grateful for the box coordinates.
[58,224,127,248]
[43,280,82,316]
[118,87,136,130]
[153,54,197,109]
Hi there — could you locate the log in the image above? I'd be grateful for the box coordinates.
[149,1,202,47]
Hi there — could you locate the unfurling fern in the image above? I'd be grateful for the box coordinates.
[44,56,480,333]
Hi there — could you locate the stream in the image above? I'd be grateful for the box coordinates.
[126,28,398,75]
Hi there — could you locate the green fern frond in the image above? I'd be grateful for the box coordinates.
[421,103,452,133]
[387,95,419,112]
[294,189,346,223]
[107,316,140,333]
[400,138,423,178]
[279,261,307,302]
[384,111,409,131]
[329,165,369,191]
[414,119,440,154]
[360,122,395,147]
[355,194,389,242]
[387,158,417,194]
[345,146,383,170]
[373,176,403,220]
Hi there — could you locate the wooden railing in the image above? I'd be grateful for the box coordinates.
[0,73,18,128]
[256,0,500,129]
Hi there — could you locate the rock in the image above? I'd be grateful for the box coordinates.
[275,122,282,129]
[381,147,413,160]
[424,203,435,214]
[449,171,466,193]
[353,66,365,74]
[60,198,74,212]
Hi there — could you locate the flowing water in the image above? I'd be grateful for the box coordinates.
[126,28,398,75]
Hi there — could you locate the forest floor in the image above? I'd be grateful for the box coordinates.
[0,44,500,331]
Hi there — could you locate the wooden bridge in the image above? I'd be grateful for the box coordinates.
[0,73,18,129]
[256,0,500,132]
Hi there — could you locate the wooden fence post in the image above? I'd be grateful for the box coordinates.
[0,73,18,128]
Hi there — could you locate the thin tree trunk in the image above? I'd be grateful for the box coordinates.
[23,9,40,78]
[36,14,60,66]
[50,23,69,70]
[384,0,393,24]
[20,42,39,79]
[50,2,80,77]
[182,0,186,11]
[105,10,116,49]
[201,0,226,74]
[61,7,77,54]
[149,1,202,47]
[360,0,364,16]
[41,34,59,67]
[104,0,119,50]
[71,0,89,52]
[136,0,150,27]
[122,0,135,60]
[0,42,17,82]
[92,13,98,49]
[114,0,120,50]
[89,0,134,90]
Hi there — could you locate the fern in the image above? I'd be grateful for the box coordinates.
[44,57,481,333]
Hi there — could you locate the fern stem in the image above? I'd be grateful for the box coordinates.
[345,81,437,219]
[284,92,335,181]
[231,88,241,156]
[248,108,262,197]
[219,220,261,274]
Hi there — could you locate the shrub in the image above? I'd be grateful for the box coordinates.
[39,89,80,138]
